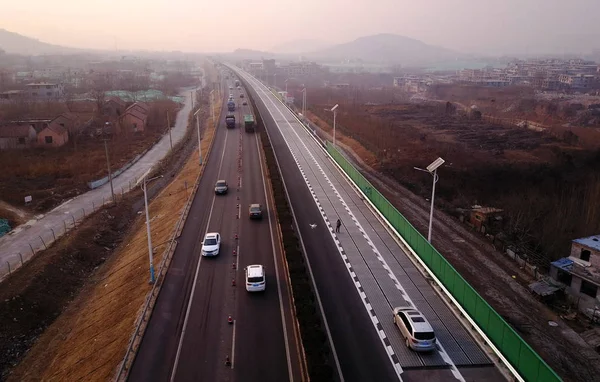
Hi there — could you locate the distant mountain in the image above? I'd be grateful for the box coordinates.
[229,48,277,60]
[306,33,463,65]
[0,29,84,55]
[271,39,332,55]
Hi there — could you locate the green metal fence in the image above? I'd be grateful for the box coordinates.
[325,142,561,382]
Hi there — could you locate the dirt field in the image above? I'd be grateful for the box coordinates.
[308,96,600,262]
[1,95,218,381]
[305,105,600,382]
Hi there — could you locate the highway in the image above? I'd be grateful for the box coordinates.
[128,77,303,381]
[235,66,508,382]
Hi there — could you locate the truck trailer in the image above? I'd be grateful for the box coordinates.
[227,100,235,112]
[244,114,255,133]
[225,114,236,128]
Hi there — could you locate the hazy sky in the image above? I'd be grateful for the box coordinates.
[1,0,599,54]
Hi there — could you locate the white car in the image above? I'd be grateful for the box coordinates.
[245,264,266,292]
[393,304,437,352]
[201,232,221,257]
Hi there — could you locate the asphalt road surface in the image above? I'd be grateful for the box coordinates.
[128,80,302,382]
[235,66,507,382]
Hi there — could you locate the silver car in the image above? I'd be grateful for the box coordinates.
[393,304,437,352]
[214,180,228,194]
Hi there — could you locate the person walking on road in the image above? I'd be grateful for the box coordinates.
[336,218,342,233]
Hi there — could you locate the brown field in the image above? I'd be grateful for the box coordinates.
[0,101,178,213]
[3,101,218,381]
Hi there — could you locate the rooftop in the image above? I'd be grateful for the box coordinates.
[25,82,59,86]
[573,235,600,252]
[552,257,600,286]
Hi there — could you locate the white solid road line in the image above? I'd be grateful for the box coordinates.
[170,128,230,382]
[231,319,237,369]
[253,74,467,381]
[255,133,294,382]
[242,73,345,382]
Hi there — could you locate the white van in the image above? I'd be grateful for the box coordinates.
[245,264,266,292]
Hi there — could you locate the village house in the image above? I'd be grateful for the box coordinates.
[103,97,126,118]
[0,125,37,150]
[120,102,148,133]
[127,101,149,115]
[549,235,600,316]
[50,112,80,133]
[37,122,69,147]
[1,119,51,134]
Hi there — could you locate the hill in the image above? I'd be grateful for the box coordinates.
[271,39,332,55]
[0,29,84,55]
[307,33,463,65]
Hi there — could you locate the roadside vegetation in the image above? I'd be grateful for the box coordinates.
[1,82,217,381]
[259,125,334,380]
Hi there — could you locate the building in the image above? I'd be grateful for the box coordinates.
[0,125,37,150]
[280,62,321,77]
[120,102,148,133]
[0,90,25,102]
[559,74,597,89]
[103,97,126,117]
[469,207,503,234]
[25,82,64,100]
[127,101,149,115]
[5,119,52,134]
[550,235,600,313]
[37,122,69,147]
[50,112,80,133]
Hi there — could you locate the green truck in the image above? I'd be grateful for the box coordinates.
[244,114,256,133]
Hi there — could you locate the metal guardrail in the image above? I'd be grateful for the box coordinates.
[114,93,222,381]
[239,70,562,382]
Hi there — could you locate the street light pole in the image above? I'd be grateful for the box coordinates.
[103,139,116,204]
[194,108,203,165]
[427,170,438,243]
[301,87,306,116]
[210,89,215,125]
[141,174,163,284]
[331,104,339,147]
[414,157,445,243]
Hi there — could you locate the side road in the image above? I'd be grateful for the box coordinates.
[0,88,198,280]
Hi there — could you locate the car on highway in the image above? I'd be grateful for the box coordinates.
[214,180,228,194]
[229,86,233,90]
[242,100,247,105]
[201,232,221,257]
[239,93,244,98]
[245,264,266,292]
[237,86,241,90]
[249,203,263,219]
[393,305,437,352]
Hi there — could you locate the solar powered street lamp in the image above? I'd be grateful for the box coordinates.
[414,157,445,243]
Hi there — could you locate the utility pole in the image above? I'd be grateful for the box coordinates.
[191,90,194,109]
[103,139,116,204]
[194,108,203,165]
[167,111,173,150]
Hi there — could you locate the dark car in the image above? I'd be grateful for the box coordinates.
[215,180,228,194]
[239,93,245,98]
[249,203,263,219]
